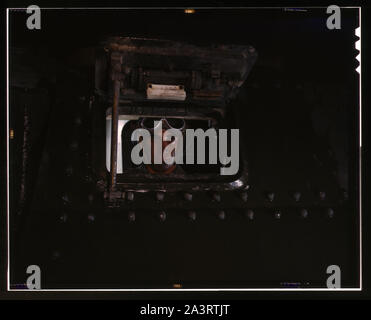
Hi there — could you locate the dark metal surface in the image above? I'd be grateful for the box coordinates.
[7,8,360,290]
[97,37,257,107]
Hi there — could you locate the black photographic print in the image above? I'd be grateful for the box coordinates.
[2,2,369,304]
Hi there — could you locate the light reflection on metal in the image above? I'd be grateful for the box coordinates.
[184,8,195,14]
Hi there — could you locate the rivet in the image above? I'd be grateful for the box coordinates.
[127,192,134,201]
[267,192,275,202]
[240,191,248,202]
[300,208,308,218]
[158,211,166,222]
[212,192,221,202]
[327,208,334,218]
[61,194,70,205]
[274,210,281,219]
[184,192,193,201]
[246,209,254,220]
[319,191,326,200]
[217,210,226,220]
[293,191,301,202]
[59,213,68,223]
[128,211,136,222]
[156,191,165,201]
[188,210,196,221]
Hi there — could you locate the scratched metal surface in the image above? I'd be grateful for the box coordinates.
[8,8,360,289]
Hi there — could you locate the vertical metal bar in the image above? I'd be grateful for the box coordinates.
[110,79,120,192]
